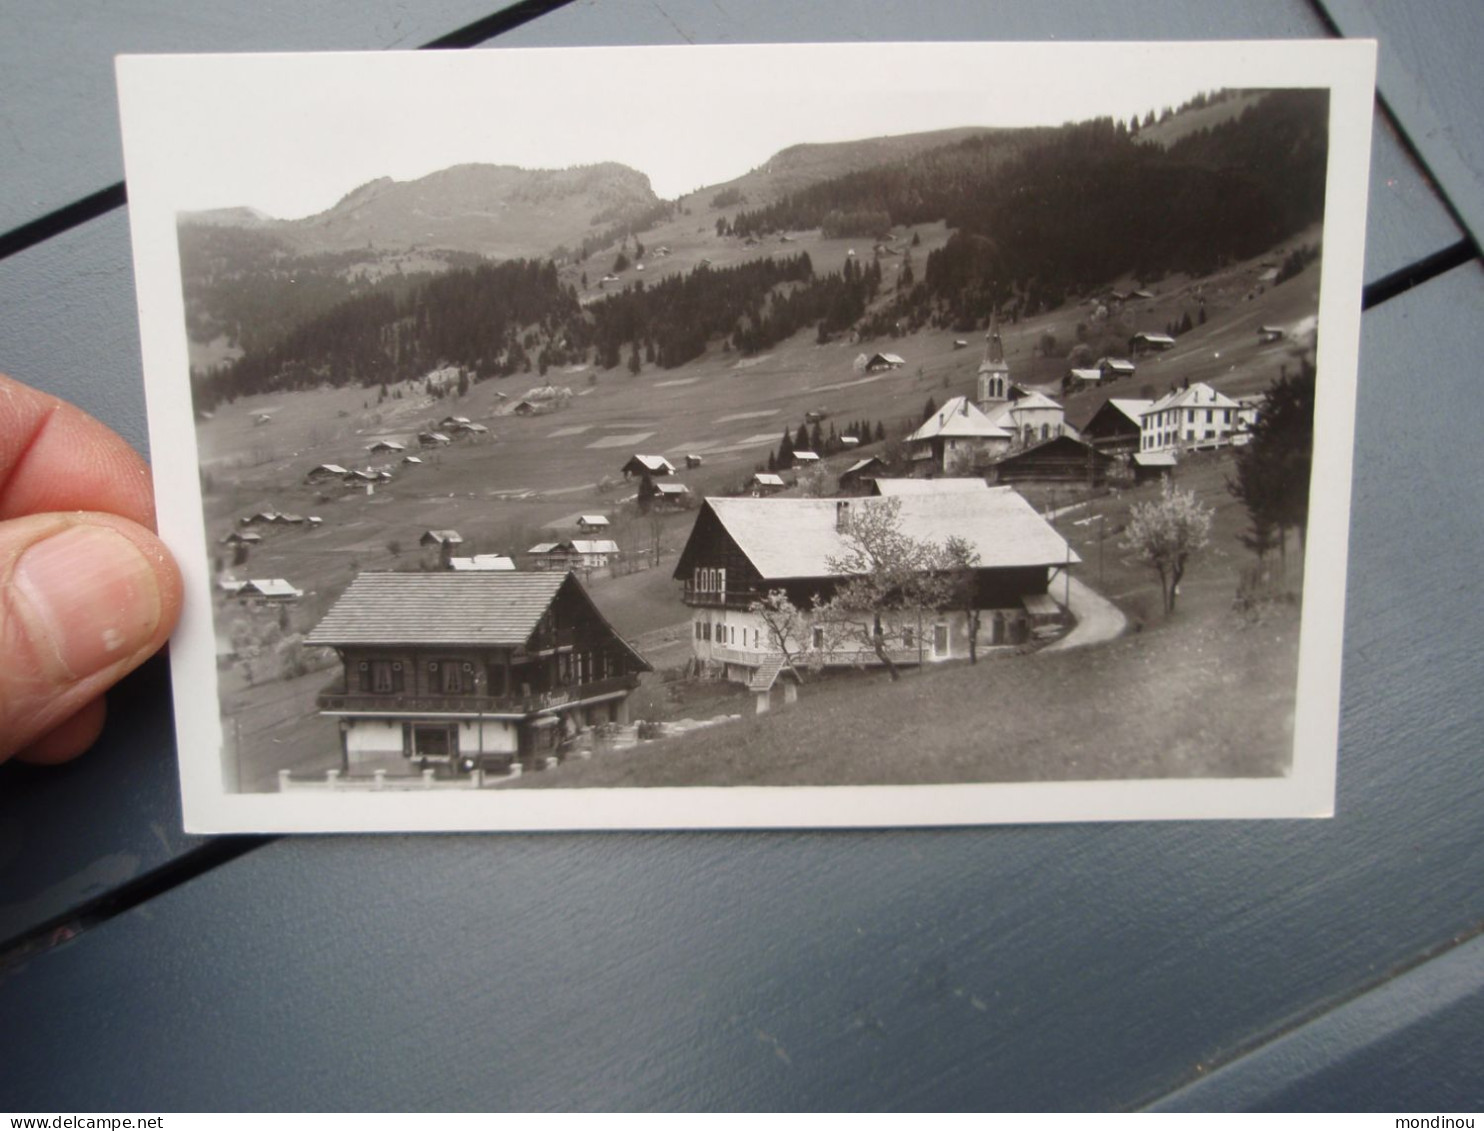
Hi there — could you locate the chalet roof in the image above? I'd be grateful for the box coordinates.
[872,477,989,496]
[907,397,1011,442]
[221,530,263,543]
[792,450,820,462]
[686,491,1078,582]
[1096,398,1154,427]
[420,530,464,545]
[753,473,785,486]
[654,482,690,495]
[867,352,905,366]
[419,432,452,444]
[308,464,348,476]
[240,579,301,598]
[1143,383,1240,415]
[1069,368,1103,383]
[306,572,650,669]
[1134,452,1178,467]
[1134,331,1177,345]
[367,440,405,451]
[306,571,568,647]
[627,454,676,474]
[527,542,563,555]
[1006,390,1062,411]
[578,515,610,527]
[448,555,516,571]
[1097,357,1137,372]
[571,540,620,555]
[841,457,883,476]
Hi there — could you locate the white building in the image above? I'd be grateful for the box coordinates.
[1139,383,1242,453]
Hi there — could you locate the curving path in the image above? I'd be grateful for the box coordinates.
[1043,576,1127,651]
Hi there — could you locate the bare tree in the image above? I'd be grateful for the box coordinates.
[941,535,983,664]
[749,589,811,670]
[816,498,947,681]
[1123,480,1213,614]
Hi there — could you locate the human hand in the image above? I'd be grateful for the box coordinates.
[1,372,182,764]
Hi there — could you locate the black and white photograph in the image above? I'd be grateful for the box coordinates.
[116,40,1375,832]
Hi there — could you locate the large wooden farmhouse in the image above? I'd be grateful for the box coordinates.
[306,572,650,775]
[672,492,1078,685]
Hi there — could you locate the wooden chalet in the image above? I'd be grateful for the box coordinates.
[1132,451,1177,483]
[577,515,611,534]
[672,493,1077,685]
[1081,398,1153,453]
[237,578,302,602]
[622,454,676,478]
[307,572,650,775]
[836,457,878,495]
[367,440,406,454]
[986,435,1117,487]
[1130,331,1177,355]
[864,352,905,372]
[305,463,349,484]
[418,431,452,448]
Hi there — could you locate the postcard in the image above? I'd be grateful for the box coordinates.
[116,40,1376,832]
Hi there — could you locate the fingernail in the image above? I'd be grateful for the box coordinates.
[13,525,162,680]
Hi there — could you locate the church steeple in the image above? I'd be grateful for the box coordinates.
[976,311,1010,408]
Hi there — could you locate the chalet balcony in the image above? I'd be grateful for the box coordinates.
[682,584,762,609]
[317,674,640,716]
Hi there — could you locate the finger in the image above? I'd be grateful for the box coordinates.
[0,372,156,529]
[13,696,107,765]
[0,512,182,763]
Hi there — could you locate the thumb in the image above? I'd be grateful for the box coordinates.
[1,512,182,763]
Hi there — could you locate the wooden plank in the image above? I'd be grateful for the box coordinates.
[0,0,1467,948]
[4,262,1482,1110]
[1317,0,1484,251]
[1152,932,1484,1110]
[0,0,532,235]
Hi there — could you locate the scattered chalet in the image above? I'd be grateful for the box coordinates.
[418,431,452,448]
[622,454,676,479]
[306,572,650,774]
[237,578,302,602]
[576,515,610,534]
[305,463,349,484]
[673,492,1078,685]
[1140,383,1241,454]
[1097,357,1137,381]
[1130,331,1177,354]
[528,539,621,571]
[448,554,516,572]
[420,529,464,568]
[864,352,905,372]
[367,440,406,454]
[649,481,691,508]
[750,472,786,496]
[837,456,886,494]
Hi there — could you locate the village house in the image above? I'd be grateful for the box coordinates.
[986,435,1117,487]
[672,492,1078,688]
[237,578,302,603]
[837,457,884,494]
[750,472,786,496]
[306,572,650,775]
[648,481,692,509]
[577,515,611,534]
[448,554,516,571]
[1097,357,1137,382]
[1130,331,1177,355]
[420,529,463,568]
[1081,398,1153,454]
[622,454,676,479]
[305,463,349,485]
[1139,382,1241,453]
[527,540,620,572]
[906,396,1012,475]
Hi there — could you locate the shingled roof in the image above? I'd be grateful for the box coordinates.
[306,572,567,647]
[677,491,1077,582]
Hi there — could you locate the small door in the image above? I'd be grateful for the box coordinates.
[933,623,950,658]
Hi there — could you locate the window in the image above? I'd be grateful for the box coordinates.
[811,626,825,650]
[1223,409,1232,424]
[902,626,915,648]
[432,660,467,694]
[695,621,703,640]
[358,659,403,694]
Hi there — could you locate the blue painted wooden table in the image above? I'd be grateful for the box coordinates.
[2,0,1482,1111]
